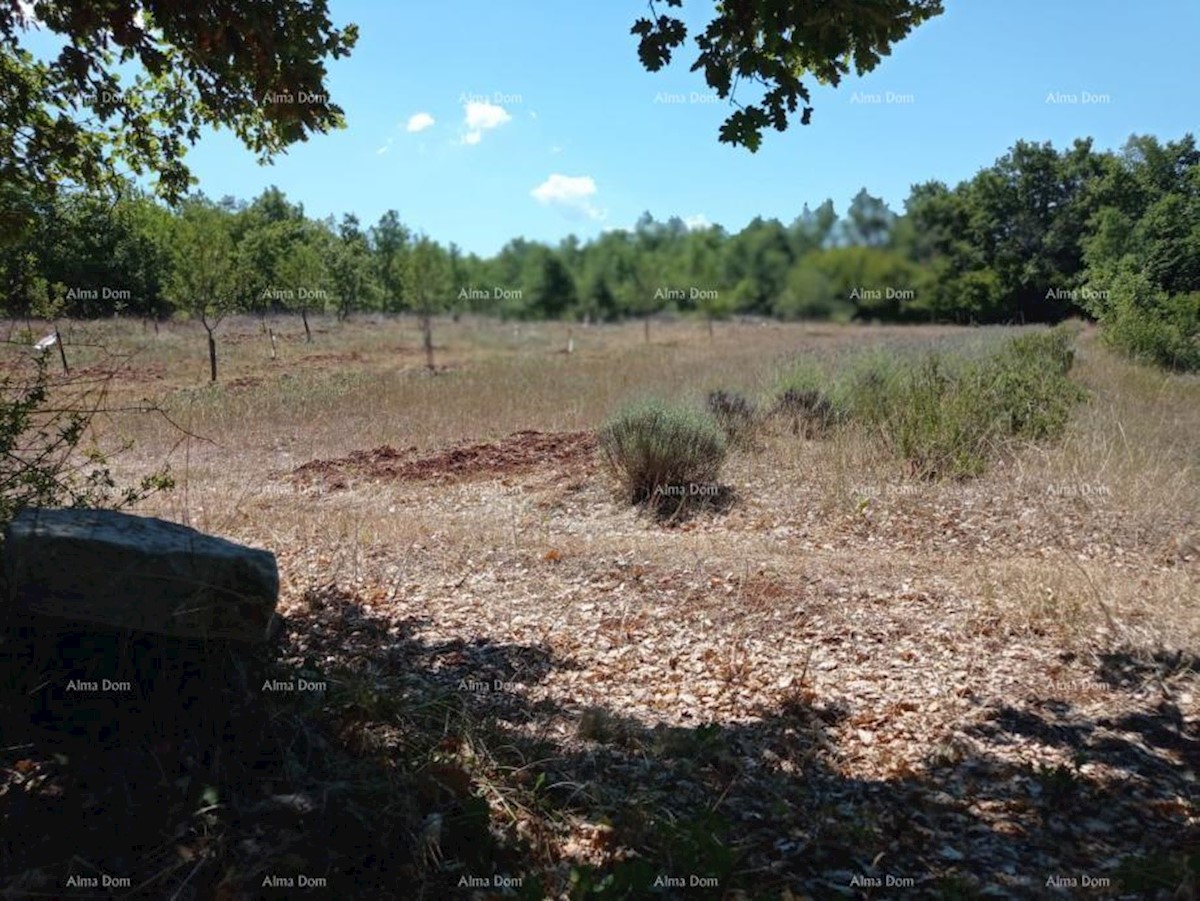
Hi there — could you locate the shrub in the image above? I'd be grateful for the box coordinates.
[0,356,174,528]
[598,399,727,510]
[880,353,995,478]
[835,351,904,428]
[706,389,758,446]
[774,387,838,437]
[1001,324,1078,375]
[982,327,1087,441]
[1103,290,1200,372]
[774,360,845,437]
[881,329,1085,477]
[796,327,1087,479]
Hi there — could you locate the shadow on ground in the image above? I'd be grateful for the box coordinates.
[1,587,1196,899]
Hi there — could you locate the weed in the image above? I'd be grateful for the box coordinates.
[706,389,758,447]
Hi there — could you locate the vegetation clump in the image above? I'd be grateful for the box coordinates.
[0,358,173,528]
[773,326,1087,478]
[706,389,759,446]
[599,399,728,513]
[774,387,839,437]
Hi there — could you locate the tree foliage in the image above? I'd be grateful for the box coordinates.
[4,133,1196,371]
[631,0,944,151]
[0,0,357,238]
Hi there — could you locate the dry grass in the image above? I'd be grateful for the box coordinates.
[6,313,1198,896]
[26,314,1193,655]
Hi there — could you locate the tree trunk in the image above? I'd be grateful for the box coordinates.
[302,308,312,343]
[268,328,277,360]
[422,315,435,372]
[643,317,650,344]
[207,328,218,382]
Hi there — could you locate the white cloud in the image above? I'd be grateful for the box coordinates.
[406,112,435,133]
[531,174,604,221]
[376,136,394,155]
[465,101,511,130]
[459,101,511,144]
[684,214,712,231]
[549,144,563,154]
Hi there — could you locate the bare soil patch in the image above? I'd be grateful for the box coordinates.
[290,428,598,488]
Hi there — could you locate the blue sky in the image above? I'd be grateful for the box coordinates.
[22,1,1200,256]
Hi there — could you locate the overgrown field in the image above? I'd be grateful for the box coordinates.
[2,314,1197,899]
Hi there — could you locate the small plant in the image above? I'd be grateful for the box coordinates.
[0,356,174,527]
[775,357,853,437]
[774,387,838,437]
[705,389,758,446]
[598,399,727,512]
[1032,761,1081,803]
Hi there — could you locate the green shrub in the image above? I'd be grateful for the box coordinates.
[598,399,727,510]
[1001,324,1079,375]
[878,353,994,479]
[786,327,1087,479]
[981,328,1087,440]
[834,350,905,428]
[1103,290,1200,372]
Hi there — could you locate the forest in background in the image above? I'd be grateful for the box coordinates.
[3,132,1198,370]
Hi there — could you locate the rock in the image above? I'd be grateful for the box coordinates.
[4,508,279,642]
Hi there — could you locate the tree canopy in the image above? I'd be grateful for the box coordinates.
[0,0,357,238]
[632,0,944,150]
[2,4,1193,371]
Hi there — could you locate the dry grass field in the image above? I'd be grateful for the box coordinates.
[3,314,1198,898]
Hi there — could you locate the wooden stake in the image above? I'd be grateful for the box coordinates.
[55,328,68,374]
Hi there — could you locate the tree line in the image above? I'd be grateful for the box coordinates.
[2,132,1196,369]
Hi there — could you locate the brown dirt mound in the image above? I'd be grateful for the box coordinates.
[292,429,597,487]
